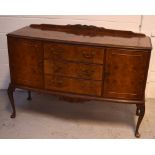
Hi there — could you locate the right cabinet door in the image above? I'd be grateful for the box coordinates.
[103,48,150,100]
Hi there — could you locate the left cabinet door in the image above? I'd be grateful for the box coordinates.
[8,37,44,89]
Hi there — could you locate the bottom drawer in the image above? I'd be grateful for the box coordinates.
[45,75,102,96]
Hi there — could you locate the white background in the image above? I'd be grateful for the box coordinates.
[0,0,155,155]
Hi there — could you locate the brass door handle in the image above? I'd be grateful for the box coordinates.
[104,71,110,78]
[79,69,94,79]
[105,64,110,78]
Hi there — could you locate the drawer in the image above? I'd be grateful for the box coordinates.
[44,60,103,80]
[45,75,102,96]
[44,42,104,64]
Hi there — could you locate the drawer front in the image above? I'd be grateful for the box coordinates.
[44,42,104,64]
[44,60,103,80]
[45,75,102,96]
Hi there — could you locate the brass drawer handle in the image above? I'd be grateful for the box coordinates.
[104,71,110,78]
[82,69,94,75]
[51,51,63,55]
[52,61,66,73]
[82,51,95,59]
[79,69,94,79]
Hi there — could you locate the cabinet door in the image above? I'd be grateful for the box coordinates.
[103,48,150,100]
[8,37,43,88]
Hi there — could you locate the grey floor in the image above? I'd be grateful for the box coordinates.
[0,90,154,138]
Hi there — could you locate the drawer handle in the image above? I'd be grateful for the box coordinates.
[52,51,63,55]
[82,51,95,59]
[105,71,110,78]
[79,69,94,78]
[83,69,94,75]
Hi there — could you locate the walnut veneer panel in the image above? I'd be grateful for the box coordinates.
[44,42,104,64]
[44,60,103,80]
[8,37,44,88]
[45,75,102,96]
[103,48,150,100]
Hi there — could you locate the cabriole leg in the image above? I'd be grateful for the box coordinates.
[27,90,32,100]
[7,83,16,118]
[136,104,140,116]
[135,104,145,138]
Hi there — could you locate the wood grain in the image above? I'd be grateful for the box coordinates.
[103,48,150,100]
[8,37,44,88]
[44,60,103,80]
[45,75,102,96]
[44,42,104,64]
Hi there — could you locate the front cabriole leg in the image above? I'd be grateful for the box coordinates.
[7,83,16,118]
[27,90,32,100]
[136,104,141,116]
[135,103,145,138]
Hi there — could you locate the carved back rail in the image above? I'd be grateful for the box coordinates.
[30,24,146,38]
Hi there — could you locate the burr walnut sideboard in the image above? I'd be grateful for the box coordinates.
[7,24,152,138]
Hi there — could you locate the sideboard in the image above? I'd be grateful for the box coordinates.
[7,24,152,138]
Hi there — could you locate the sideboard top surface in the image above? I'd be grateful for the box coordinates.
[7,24,152,50]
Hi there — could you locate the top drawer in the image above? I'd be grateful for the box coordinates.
[44,42,104,64]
